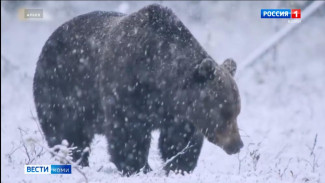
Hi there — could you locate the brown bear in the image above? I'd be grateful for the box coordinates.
[33,4,243,176]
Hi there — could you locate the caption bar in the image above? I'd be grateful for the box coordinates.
[25,165,72,174]
[261,9,301,19]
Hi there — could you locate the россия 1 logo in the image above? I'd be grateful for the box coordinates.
[261,9,301,19]
[24,165,72,174]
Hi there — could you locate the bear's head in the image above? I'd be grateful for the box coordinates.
[185,58,243,155]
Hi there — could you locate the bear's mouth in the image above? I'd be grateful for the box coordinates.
[223,145,242,155]
[205,134,243,155]
[222,140,244,155]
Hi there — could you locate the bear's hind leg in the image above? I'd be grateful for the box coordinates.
[159,122,203,174]
[39,106,94,167]
[106,122,152,176]
[69,135,92,167]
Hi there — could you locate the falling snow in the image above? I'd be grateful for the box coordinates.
[1,1,325,183]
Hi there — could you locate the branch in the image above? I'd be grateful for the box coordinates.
[30,110,45,141]
[6,144,23,163]
[33,141,89,183]
[162,141,194,168]
[18,128,32,164]
[310,134,318,156]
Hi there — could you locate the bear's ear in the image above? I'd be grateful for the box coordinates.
[194,58,216,82]
[222,58,237,76]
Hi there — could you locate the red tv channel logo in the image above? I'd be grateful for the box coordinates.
[291,9,301,18]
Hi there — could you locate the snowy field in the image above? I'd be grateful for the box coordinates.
[1,1,325,182]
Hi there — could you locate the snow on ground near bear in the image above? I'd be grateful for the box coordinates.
[1,1,325,183]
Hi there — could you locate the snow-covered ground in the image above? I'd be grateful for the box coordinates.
[1,1,325,182]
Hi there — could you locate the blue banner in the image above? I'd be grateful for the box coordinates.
[51,165,72,174]
[261,9,291,19]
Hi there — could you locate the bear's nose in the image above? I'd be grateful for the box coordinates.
[224,140,244,155]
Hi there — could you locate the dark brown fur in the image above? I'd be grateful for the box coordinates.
[33,4,243,176]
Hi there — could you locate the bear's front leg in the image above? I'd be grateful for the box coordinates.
[106,121,152,176]
[159,122,204,174]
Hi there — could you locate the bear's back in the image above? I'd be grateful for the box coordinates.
[33,11,126,134]
[36,11,125,72]
[34,11,125,92]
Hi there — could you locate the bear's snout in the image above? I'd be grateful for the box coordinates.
[210,121,244,155]
[223,139,243,155]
